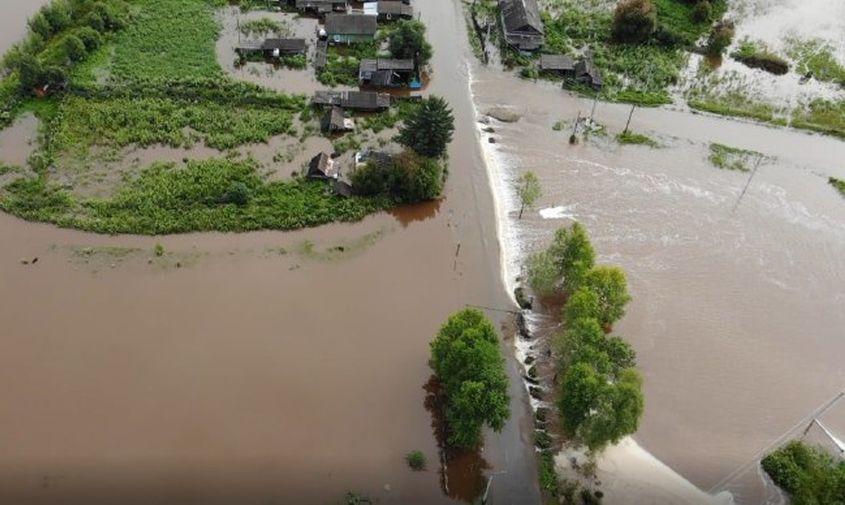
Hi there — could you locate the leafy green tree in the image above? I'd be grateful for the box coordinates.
[559,362,603,437]
[397,96,455,158]
[564,287,601,324]
[581,368,644,451]
[605,336,637,372]
[582,266,632,327]
[430,309,510,449]
[350,150,443,203]
[16,53,44,92]
[548,222,596,293]
[388,19,433,66]
[43,2,72,34]
[762,441,845,505]
[28,12,54,40]
[76,26,103,51]
[557,317,605,366]
[525,250,558,296]
[62,35,87,62]
[515,171,542,219]
[612,0,657,43]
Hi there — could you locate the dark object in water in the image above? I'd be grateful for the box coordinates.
[799,71,813,84]
[569,134,577,144]
[516,312,531,339]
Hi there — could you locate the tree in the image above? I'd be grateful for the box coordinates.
[515,171,542,219]
[525,250,558,296]
[548,222,596,293]
[43,2,72,34]
[559,362,603,438]
[612,0,657,43]
[762,441,845,505]
[397,96,455,158]
[563,287,602,324]
[16,53,44,92]
[388,19,433,66]
[582,266,632,327]
[28,12,54,40]
[76,26,103,51]
[62,35,87,62]
[430,309,510,449]
[350,149,443,203]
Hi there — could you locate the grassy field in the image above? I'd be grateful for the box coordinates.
[708,143,760,172]
[0,158,390,234]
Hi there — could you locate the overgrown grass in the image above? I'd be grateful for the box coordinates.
[0,158,390,234]
[616,130,658,147]
[785,38,845,86]
[317,42,381,87]
[829,177,845,199]
[109,0,222,81]
[731,39,790,75]
[708,143,759,172]
[239,17,290,38]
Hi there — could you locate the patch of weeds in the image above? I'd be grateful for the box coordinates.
[785,37,845,86]
[239,17,290,38]
[332,134,362,155]
[405,450,426,471]
[552,120,565,131]
[0,162,20,176]
[295,228,387,262]
[708,143,759,172]
[616,130,658,147]
[731,39,789,75]
[829,177,845,199]
[154,243,165,257]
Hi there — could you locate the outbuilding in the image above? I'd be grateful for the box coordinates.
[358,58,416,88]
[539,54,575,76]
[499,0,544,51]
[306,152,340,179]
[324,14,378,44]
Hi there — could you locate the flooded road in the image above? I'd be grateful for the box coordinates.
[0,0,538,504]
[472,70,845,503]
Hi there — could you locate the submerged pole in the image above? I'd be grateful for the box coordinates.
[624,104,635,134]
[732,154,764,213]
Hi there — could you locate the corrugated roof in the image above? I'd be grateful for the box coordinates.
[539,54,575,71]
[499,0,543,35]
[261,39,307,53]
[325,14,378,35]
[377,1,414,16]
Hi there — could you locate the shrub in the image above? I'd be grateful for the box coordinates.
[691,1,712,22]
[220,181,252,206]
[351,150,444,203]
[525,250,559,296]
[762,441,845,504]
[62,35,87,62]
[612,0,657,43]
[75,27,103,51]
[154,243,165,257]
[705,19,735,56]
[405,450,426,470]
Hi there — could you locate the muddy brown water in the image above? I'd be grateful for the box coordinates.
[471,68,845,503]
[0,0,539,504]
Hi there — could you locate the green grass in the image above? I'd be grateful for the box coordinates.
[109,0,222,81]
[785,38,845,86]
[708,143,759,172]
[617,131,658,147]
[0,158,389,235]
[731,39,790,75]
[317,42,380,87]
[829,177,845,199]
[239,17,290,38]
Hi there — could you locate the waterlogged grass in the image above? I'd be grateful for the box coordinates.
[296,228,387,262]
[239,17,291,38]
[51,95,295,155]
[829,177,845,199]
[109,0,223,81]
[790,99,845,140]
[708,143,759,172]
[616,131,658,147]
[318,42,381,87]
[0,158,390,234]
[785,38,845,86]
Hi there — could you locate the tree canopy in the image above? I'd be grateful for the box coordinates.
[548,222,596,293]
[612,0,658,43]
[388,19,433,66]
[762,440,845,505]
[397,96,455,158]
[582,266,632,327]
[430,309,510,449]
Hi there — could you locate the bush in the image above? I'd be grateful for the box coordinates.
[397,96,455,158]
[705,19,735,56]
[405,450,426,470]
[351,150,444,203]
[761,441,845,504]
[612,0,657,43]
[691,1,712,22]
[75,27,103,51]
[62,35,87,62]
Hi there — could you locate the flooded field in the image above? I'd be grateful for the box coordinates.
[0,0,538,503]
[471,69,845,503]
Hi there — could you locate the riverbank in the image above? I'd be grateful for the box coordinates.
[0,1,539,504]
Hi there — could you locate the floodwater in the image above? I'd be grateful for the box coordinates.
[0,0,539,504]
[471,67,845,503]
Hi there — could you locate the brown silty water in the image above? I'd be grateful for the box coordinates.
[0,0,540,504]
[471,66,845,503]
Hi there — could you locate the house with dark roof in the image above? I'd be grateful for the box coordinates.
[322,106,353,133]
[498,0,544,51]
[575,53,603,90]
[306,152,340,179]
[235,38,306,59]
[293,0,347,15]
[325,14,378,43]
[312,90,391,111]
[358,58,416,88]
[376,1,414,21]
[539,54,575,76]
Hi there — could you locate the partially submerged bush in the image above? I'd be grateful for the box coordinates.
[612,0,657,43]
[405,450,426,470]
[705,19,735,57]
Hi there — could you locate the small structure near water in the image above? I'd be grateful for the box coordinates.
[372,1,414,21]
[322,106,354,133]
[574,53,603,90]
[292,0,347,16]
[313,90,391,111]
[306,152,340,180]
[539,54,575,77]
[236,38,307,59]
[324,14,378,44]
[358,58,416,88]
[498,0,544,52]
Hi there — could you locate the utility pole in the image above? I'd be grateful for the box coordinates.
[589,95,598,123]
[732,154,763,213]
[570,111,581,144]
[623,104,635,134]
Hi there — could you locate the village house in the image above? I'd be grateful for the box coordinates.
[306,152,340,180]
[322,106,354,133]
[235,38,306,59]
[324,14,378,44]
[575,52,603,90]
[368,1,414,21]
[358,58,416,88]
[498,0,544,52]
[313,90,391,111]
[290,0,347,16]
[539,54,575,77]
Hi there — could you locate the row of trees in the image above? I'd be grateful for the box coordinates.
[352,96,455,203]
[2,0,129,93]
[762,440,845,505]
[429,309,510,449]
[527,223,644,452]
